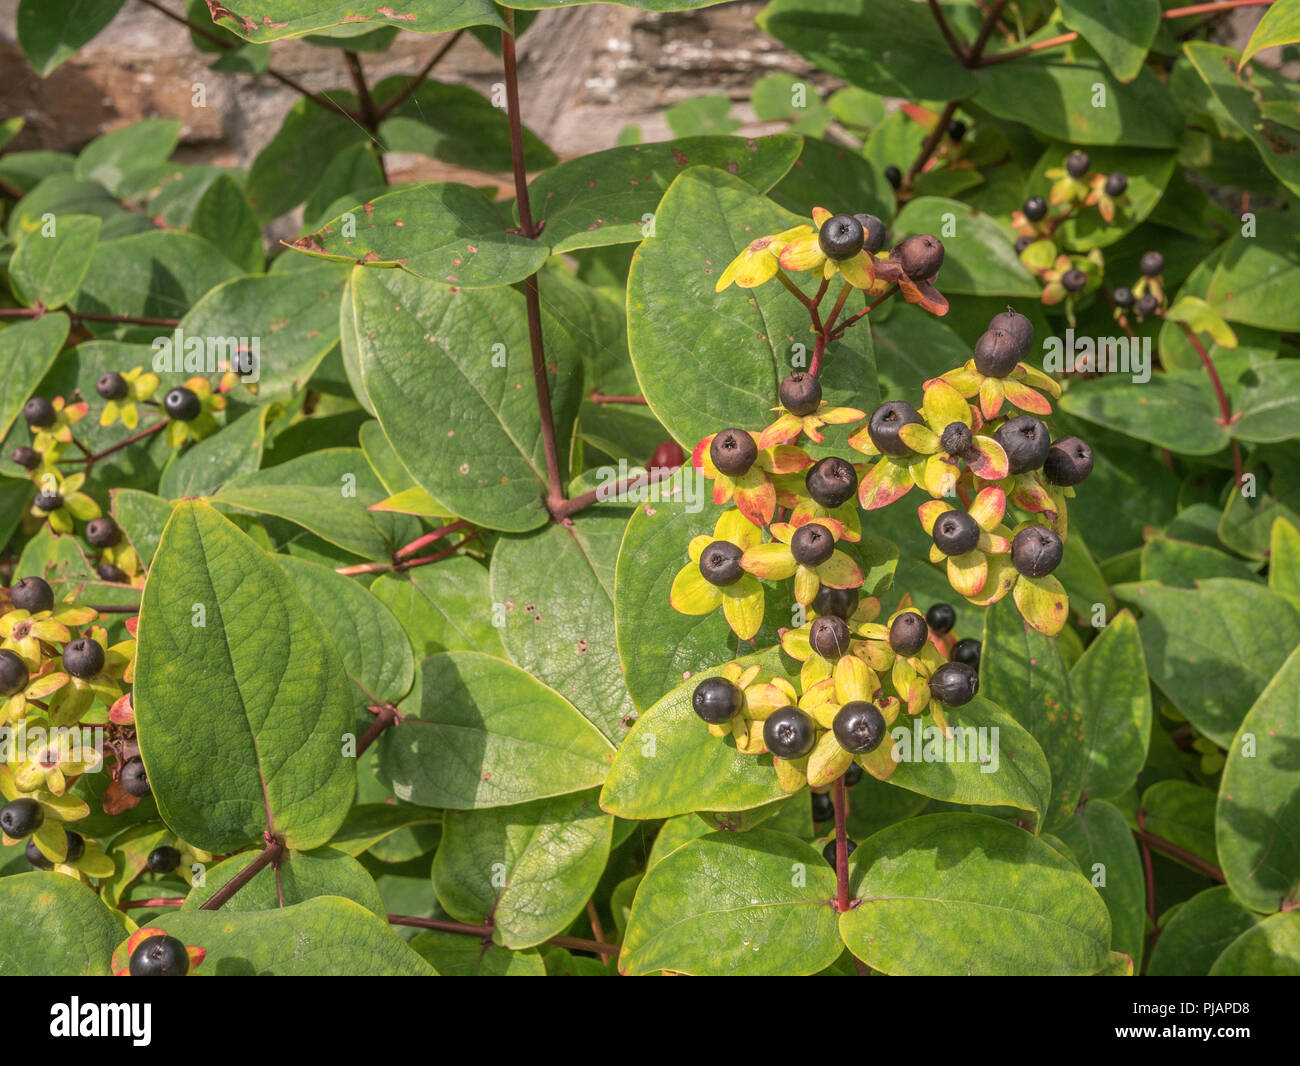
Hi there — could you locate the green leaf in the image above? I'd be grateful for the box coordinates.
[377,650,615,809]
[1147,885,1263,976]
[370,558,504,659]
[158,405,276,500]
[0,312,69,439]
[982,597,1084,830]
[215,448,420,560]
[111,488,173,567]
[1114,578,1300,746]
[275,554,415,716]
[1058,371,1230,455]
[328,802,439,857]
[433,790,613,949]
[16,0,126,76]
[157,897,435,975]
[207,0,505,41]
[891,197,1040,297]
[71,231,243,323]
[529,134,801,254]
[9,214,101,309]
[350,267,582,532]
[1230,360,1300,444]
[1184,42,1300,199]
[1270,517,1300,603]
[190,173,263,274]
[1204,220,1300,331]
[599,647,790,820]
[74,118,179,194]
[135,501,356,851]
[1140,535,1261,587]
[1208,911,1300,975]
[5,173,146,243]
[247,95,366,221]
[1058,799,1146,969]
[1073,610,1152,801]
[409,930,545,976]
[757,0,976,100]
[1059,0,1161,82]
[293,183,548,288]
[768,135,892,224]
[1217,645,1300,913]
[1142,780,1219,870]
[621,829,842,976]
[627,165,875,449]
[183,846,385,914]
[841,813,1112,975]
[491,514,636,743]
[973,57,1182,147]
[885,697,1052,830]
[0,872,125,975]
[1241,0,1300,65]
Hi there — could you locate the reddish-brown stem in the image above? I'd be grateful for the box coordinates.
[551,467,672,521]
[966,0,1011,65]
[199,836,285,911]
[398,533,478,571]
[386,914,620,958]
[833,776,851,913]
[373,30,465,121]
[905,101,959,187]
[136,0,360,120]
[356,704,399,757]
[585,900,612,966]
[1176,321,1243,488]
[776,269,817,313]
[344,51,386,184]
[394,519,471,560]
[589,392,648,405]
[1134,826,1227,883]
[335,533,476,576]
[809,333,829,378]
[1137,810,1157,970]
[831,285,899,339]
[59,421,168,472]
[927,0,970,62]
[0,306,180,327]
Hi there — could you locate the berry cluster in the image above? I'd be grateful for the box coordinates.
[1110,250,1167,324]
[676,210,1091,794]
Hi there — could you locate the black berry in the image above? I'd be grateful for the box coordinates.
[23,397,56,429]
[792,523,835,567]
[1015,236,1033,254]
[988,308,1033,356]
[97,563,128,583]
[929,661,979,706]
[812,585,858,620]
[11,446,40,470]
[1104,172,1127,197]
[33,491,63,513]
[932,510,980,557]
[948,119,967,141]
[867,401,922,457]
[698,540,744,587]
[121,757,151,797]
[950,638,981,670]
[811,791,834,823]
[64,831,85,863]
[1022,196,1047,222]
[763,706,816,759]
[853,213,887,254]
[818,214,865,261]
[994,415,1050,475]
[833,701,887,754]
[888,611,928,656]
[1044,436,1094,487]
[925,603,956,634]
[26,839,52,870]
[1011,525,1063,578]
[844,762,863,788]
[822,837,857,867]
[809,615,851,660]
[710,429,757,477]
[1140,251,1164,277]
[894,234,944,280]
[939,421,973,457]
[85,516,120,549]
[163,386,201,422]
[1062,268,1088,293]
[0,797,43,837]
[1066,150,1090,178]
[1137,293,1159,316]
[973,327,1022,378]
[62,637,105,678]
[96,372,129,401]
[11,576,53,613]
[805,457,857,509]
[692,677,743,724]
[0,649,30,697]
[147,846,182,874]
[884,165,902,189]
[129,935,190,977]
[1112,286,1134,308]
[779,372,821,417]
